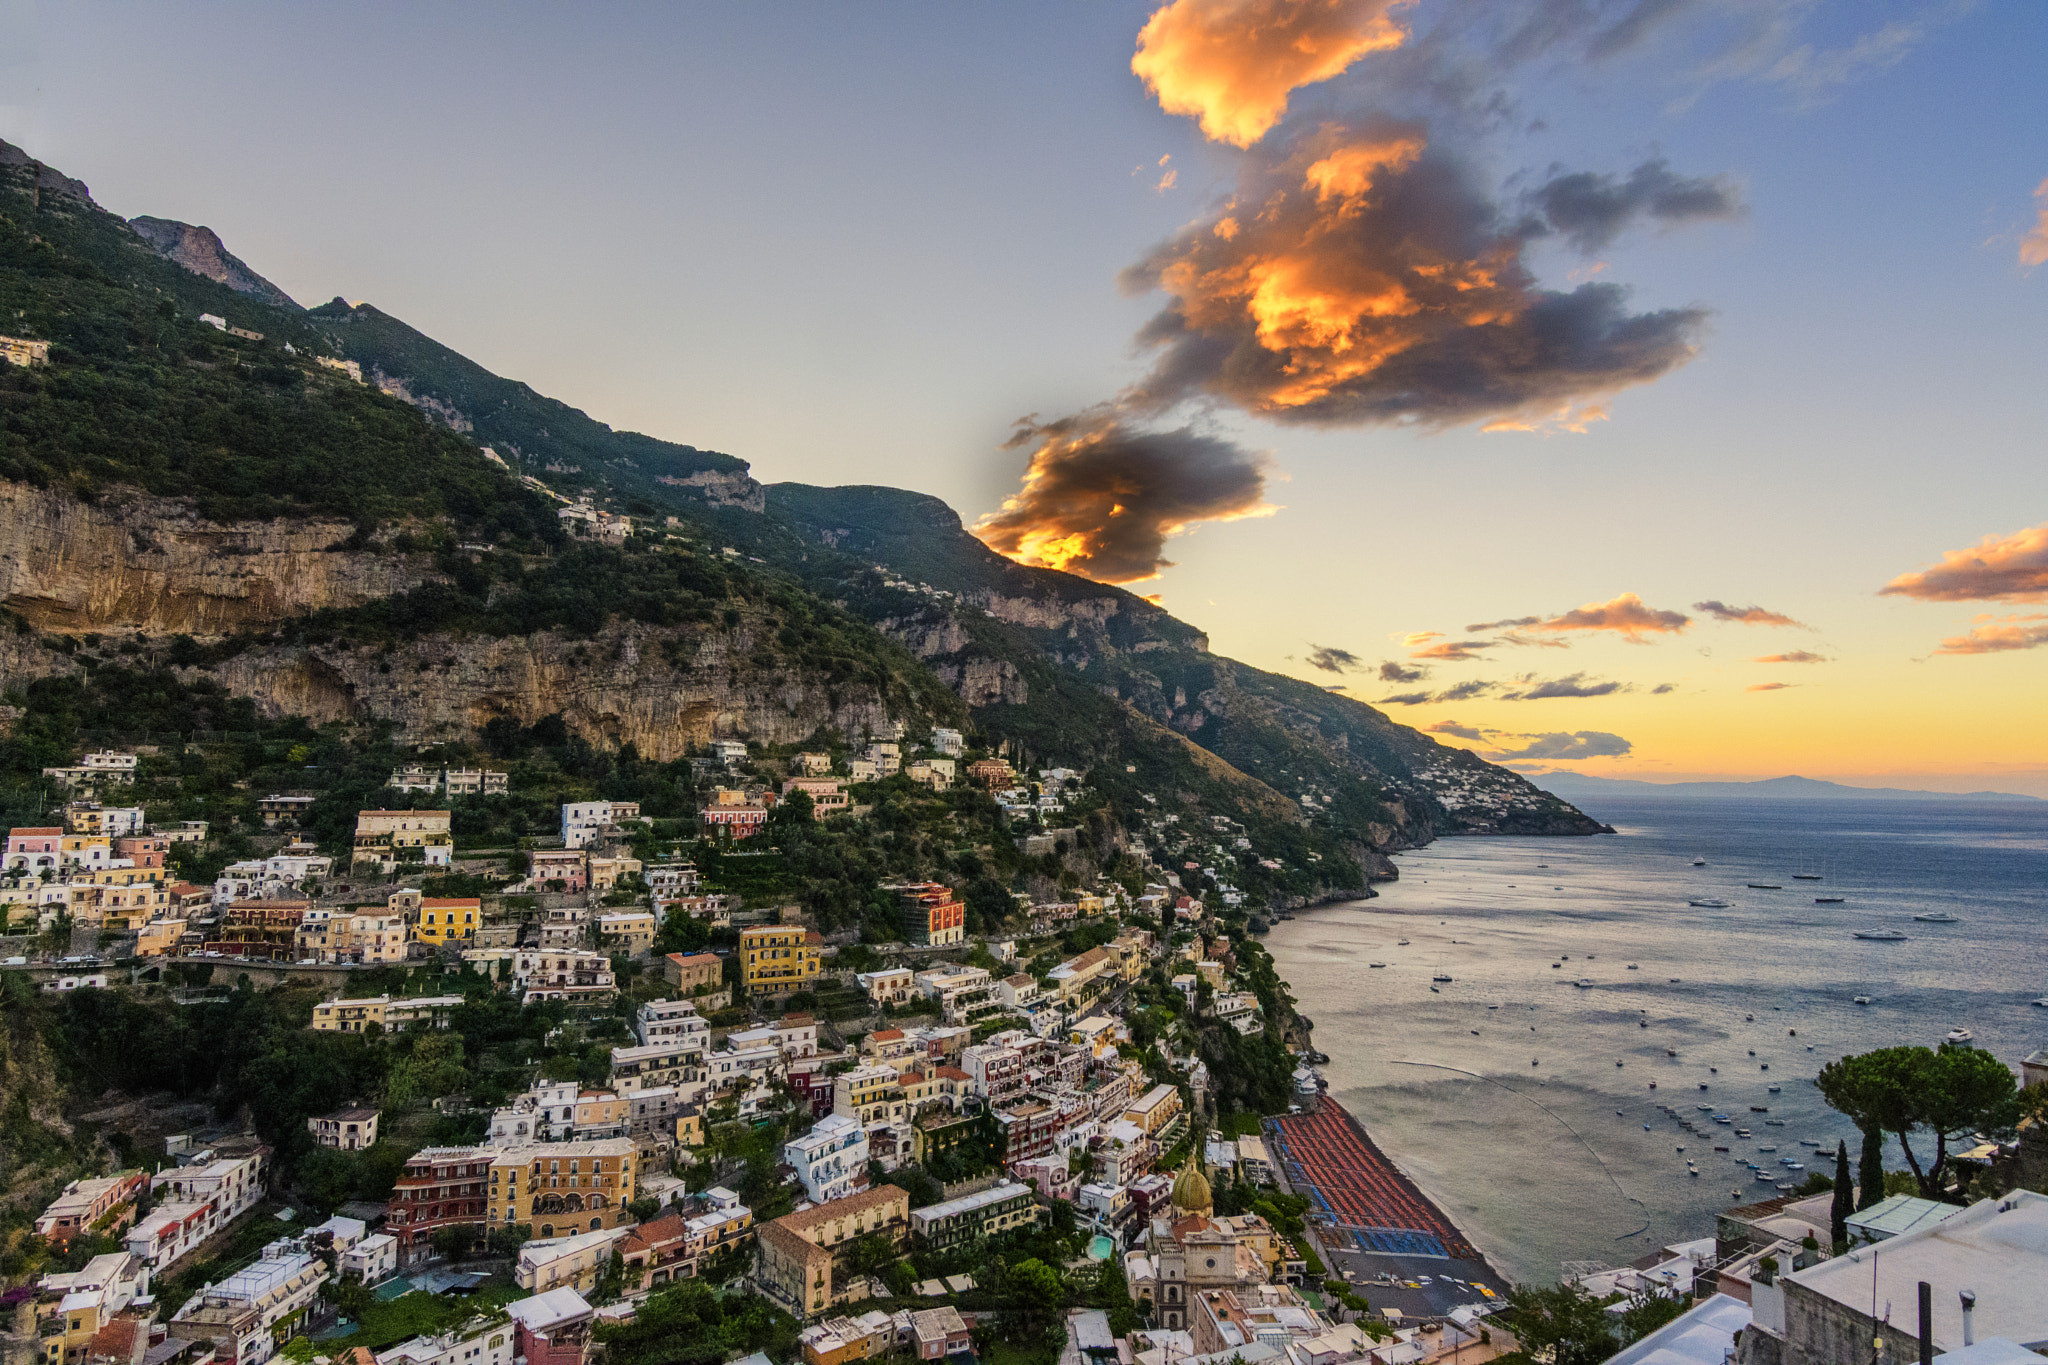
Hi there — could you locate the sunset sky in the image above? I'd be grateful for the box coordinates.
[3,1,2044,792]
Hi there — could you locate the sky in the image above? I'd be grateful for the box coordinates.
[3,0,2045,793]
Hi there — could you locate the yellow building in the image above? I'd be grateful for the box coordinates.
[417,897,482,945]
[741,924,822,998]
[351,810,454,869]
[486,1139,635,1240]
[134,918,187,957]
[597,912,657,956]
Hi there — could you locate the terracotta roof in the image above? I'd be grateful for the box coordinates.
[899,1071,927,1085]
[422,897,481,908]
[935,1066,971,1081]
[9,826,60,835]
[620,1210,689,1251]
[870,1029,905,1042]
[87,1317,139,1361]
[773,1184,908,1235]
[667,952,720,966]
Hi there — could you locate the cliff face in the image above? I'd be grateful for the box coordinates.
[200,622,896,760]
[127,217,299,309]
[0,483,440,635]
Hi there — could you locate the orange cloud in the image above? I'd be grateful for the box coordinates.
[1880,522,2048,603]
[2021,177,2048,269]
[1119,118,1711,428]
[1409,638,1495,661]
[1933,613,2048,656]
[1745,682,1795,692]
[1750,651,1829,664]
[1131,0,1409,148]
[972,409,1276,584]
[1693,599,1809,627]
[1530,592,1690,639]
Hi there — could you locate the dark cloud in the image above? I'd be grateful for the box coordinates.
[1524,158,1744,252]
[1650,682,1677,694]
[1307,644,1364,673]
[1118,118,1712,430]
[1467,616,1541,631]
[1500,673,1628,699]
[1879,523,2048,604]
[1693,599,1810,627]
[972,409,1273,584]
[1750,650,1828,664]
[1485,729,1633,760]
[1410,638,1498,661]
[1584,0,1702,61]
[1423,720,1491,741]
[1378,660,1428,683]
[1436,679,1497,702]
[1376,690,1434,706]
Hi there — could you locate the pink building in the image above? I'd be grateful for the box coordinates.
[5,827,62,874]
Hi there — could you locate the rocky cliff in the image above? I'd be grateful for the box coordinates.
[0,483,440,635]
[128,217,298,308]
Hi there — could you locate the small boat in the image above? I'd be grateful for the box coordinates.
[1768,1084,1781,1093]
[1854,995,1872,1005]
[1782,1162,1805,1172]
[1757,1144,1777,1153]
[1666,1048,1678,1057]
[1398,939,1410,945]
[1914,911,1960,923]
[1775,1180,1798,1191]
[1698,1104,1715,1112]
[1815,897,1845,904]
[1617,1060,1625,1067]
[1699,1083,1710,1091]
[1627,963,1639,970]
[1433,972,1453,982]
[1688,899,1730,908]
[1945,1027,1974,1045]
[1369,962,1387,968]
[1751,1105,1770,1112]
[1691,857,1706,866]
[1714,1115,1732,1124]
[1747,883,1782,890]
[1854,929,1908,941]
[1649,1082,1657,1089]
[1576,978,1594,988]
[1765,1119,1786,1127]
[1793,874,1822,881]
[1714,1144,1730,1152]
[1757,1171,1778,1182]
[1690,1167,1700,1176]
[2034,998,2048,1008]
[1640,1020,1649,1029]
[1799,1139,1821,1147]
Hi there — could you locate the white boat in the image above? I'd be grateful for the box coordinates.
[1945,1027,1974,1045]
[2033,998,2048,1008]
[1575,978,1594,988]
[1691,857,1706,866]
[1853,929,1908,941]
[1853,995,1872,1005]
[1913,911,1960,923]
[1689,898,1730,908]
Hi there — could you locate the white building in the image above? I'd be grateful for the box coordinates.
[341,1232,398,1286]
[376,1315,515,1365]
[930,728,963,757]
[213,854,333,908]
[783,1114,871,1205]
[171,1237,327,1365]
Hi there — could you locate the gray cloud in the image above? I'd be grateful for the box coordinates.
[1307,645,1364,673]
[1524,158,1744,252]
[1437,680,1498,703]
[1651,682,1677,694]
[1424,720,1491,741]
[1467,615,1542,631]
[1377,690,1434,707]
[1500,672,1629,699]
[1485,729,1634,760]
[1378,660,1428,683]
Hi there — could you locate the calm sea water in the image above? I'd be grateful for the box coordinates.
[1265,796,2048,1286]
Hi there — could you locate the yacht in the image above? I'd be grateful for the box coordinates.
[1691,857,1707,866]
[2033,998,2048,1008]
[1913,911,1960,923]
[1945,1027,1974,1045]
[1575,978,1595,988]
[1433,972,1454,983]
[1853,995,1872,1005]
[1688,898,1731,908]
[1369,962,1387,968]
[1815,897,1845,904]
[1854,928,1909,941]
[1747,883,1783,890]
[1398,939,1410,945]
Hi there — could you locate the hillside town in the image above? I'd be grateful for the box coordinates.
[7,718,2047,1365]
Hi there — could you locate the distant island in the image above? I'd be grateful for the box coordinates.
[1530,772,2042,803]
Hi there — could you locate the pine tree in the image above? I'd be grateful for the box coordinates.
[1857,1126,1886,1212]
[1830,1141,1854,1248]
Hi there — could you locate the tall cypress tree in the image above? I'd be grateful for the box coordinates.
[1830,1141,1854,1247]
[1857,1126,1886,1212]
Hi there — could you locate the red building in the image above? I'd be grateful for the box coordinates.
[698,805,769,840]
[890,882,965,946]
[387,1146,492,1264]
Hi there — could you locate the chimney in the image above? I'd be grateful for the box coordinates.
[1918,1281,1933,1365]
[1960,1290,1976,1348]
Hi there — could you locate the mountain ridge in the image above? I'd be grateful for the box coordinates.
[1531,771,2042,803]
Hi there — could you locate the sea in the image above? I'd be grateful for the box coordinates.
[1264,794,2048,1287]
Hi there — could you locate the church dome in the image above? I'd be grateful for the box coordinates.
[1171,1155,1213,1216]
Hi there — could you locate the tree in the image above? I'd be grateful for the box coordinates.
[429,1223,475,1262]
[1818,1045,2020,1197]
[1097,1257,1140,1337]
[1858,1127,1886,1212]
[1830,1142,1854,1247]
[1493,1283,1617,1365]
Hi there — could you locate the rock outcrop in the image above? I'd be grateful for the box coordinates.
[128,217,299,309]
[0,483,439,635]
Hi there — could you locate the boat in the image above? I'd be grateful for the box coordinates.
[1765,1119,1786,1127]
[1433,972,1453,983]
[1735,1127,1753,1138]
[1815,897,1845,904]
[1854,929,1909,941]
[1627,963,1639,970]
[1768,1085,1781,1093]
[1914,911,1960,923]
[1699,1083,1710,1091]
[1697,1104,1714,1112]
[2034,998,2048,1008]
[1793,874,1823,881]
[1688,898,1730,908]
[1714,1115,1732,1124]
[1751,1105,1770,1112]
[1799,1139,1821,1147]
[1747,883,1782,890]
[1714,1144,1730,1152]
[1757,1144,1777,1153]
[1369,962,1387,968]
[1691,857,1706,866]
[1945,1027,1974,1045]
[1853,995,1872,1005]
[1398,939,1410,945]
[1575,978,1594,988]
[1666,1048,1679,1057]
